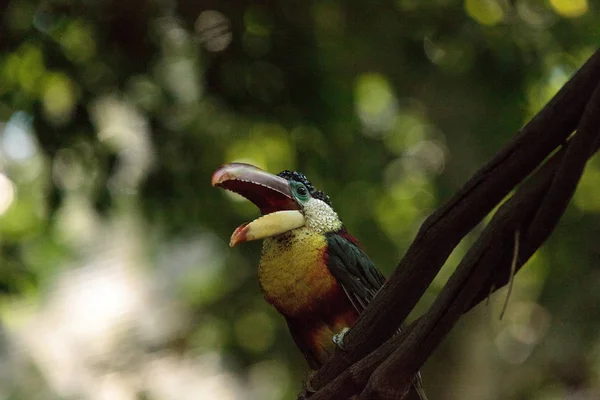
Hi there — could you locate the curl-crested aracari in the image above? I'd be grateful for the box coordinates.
[212,163,427,399]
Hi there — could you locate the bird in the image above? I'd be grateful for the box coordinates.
[212,162,427,399]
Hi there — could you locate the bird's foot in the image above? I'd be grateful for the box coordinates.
[297,388,310,400]
[298,370,317,399]
[332,327,350,350]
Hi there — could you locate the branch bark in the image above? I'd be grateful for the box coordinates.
[307,50,600,399]
[360,79,600,398]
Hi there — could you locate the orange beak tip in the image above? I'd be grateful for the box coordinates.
[229,223,249,247]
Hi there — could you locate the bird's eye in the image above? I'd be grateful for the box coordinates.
[296,186,307,196]
[291,182,310,203]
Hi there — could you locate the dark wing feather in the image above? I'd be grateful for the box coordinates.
[325,232,386,313]
[326,232,429,400]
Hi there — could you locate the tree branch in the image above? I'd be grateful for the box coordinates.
[308,136,561,400]
[308,50,600,398]
[359,78,600,399]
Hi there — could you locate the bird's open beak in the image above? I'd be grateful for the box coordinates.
[212,163,306,246]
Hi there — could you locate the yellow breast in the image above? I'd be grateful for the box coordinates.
[258,227,338,316]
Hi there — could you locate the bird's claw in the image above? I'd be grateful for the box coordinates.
[298,370,317,399]
[297,388,310,400]
[332,327,350,350]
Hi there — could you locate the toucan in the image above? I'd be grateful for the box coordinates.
[212,162,427,399]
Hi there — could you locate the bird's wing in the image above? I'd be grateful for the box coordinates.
[325,232,386,313]
[326,232,429,400]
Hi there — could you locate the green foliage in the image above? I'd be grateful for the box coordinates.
[0,0,599,399]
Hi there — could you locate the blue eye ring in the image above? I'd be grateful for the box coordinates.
[290,181,310,203]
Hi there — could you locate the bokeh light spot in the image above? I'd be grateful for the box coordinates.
[405,140,446,175]
[161,58,201,103]
[235,309,275,353]
[2,111,37,161]
[465,0,504,26]
[385,112,427,154]
[494,302,551,364]
[17,44,46,96]
[375,176,434,246]
[42,73,77,126]
[127,75,163,112]
[0,173,16,216]
[355,73,398,136]
[196,10,232,52]
[57,20,97,63]
[423,37,474,73]
[549,0,588,18]
[526,62,572,119]
[192,317,227,350]
[225,122,294,175]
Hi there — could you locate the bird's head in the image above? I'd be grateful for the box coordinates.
[212,163,342,246]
